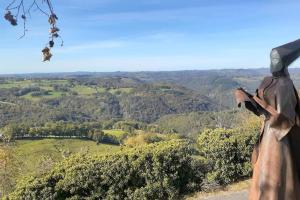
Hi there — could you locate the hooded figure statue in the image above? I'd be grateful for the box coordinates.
[235,39,300,200]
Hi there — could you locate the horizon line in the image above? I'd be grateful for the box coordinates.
[0,67,276,76]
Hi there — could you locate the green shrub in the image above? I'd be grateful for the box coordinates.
[123,133,182,147]
[8,140,206,200]
[197,127,258,186]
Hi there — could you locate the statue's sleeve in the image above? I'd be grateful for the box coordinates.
[234,88,262,116]
[269,80,297,141]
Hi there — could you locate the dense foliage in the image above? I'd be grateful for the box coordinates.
[0,146,22,197]
[8,140,206,200]
[197,116,260,186]
[154,111,246,137]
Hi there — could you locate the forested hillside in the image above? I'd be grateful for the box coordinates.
[3,68,300,110]
[2,68,300,135]
[0,76,215,127]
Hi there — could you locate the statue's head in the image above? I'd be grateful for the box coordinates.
[270,49,283,73]
[270,39,300,76]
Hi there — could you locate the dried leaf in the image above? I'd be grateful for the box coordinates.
[43,53,52,61]
[50,27,59,34]
[52,33,59,38]
[42,47,50,53]
[49,40,54,48]
[4,11,17,26]
[48,16,56,25]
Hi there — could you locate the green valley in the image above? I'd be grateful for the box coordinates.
[0,69,287,199]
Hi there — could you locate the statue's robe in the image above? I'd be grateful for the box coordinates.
[249,76,300,200]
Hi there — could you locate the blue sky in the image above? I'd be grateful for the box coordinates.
[1,0,300,74]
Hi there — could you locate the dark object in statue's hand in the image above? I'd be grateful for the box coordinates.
[234,88,262,116]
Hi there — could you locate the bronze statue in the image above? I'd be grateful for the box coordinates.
[235,39,300,200]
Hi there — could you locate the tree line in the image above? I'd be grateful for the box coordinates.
[0,122,116,144]
[0,120,176,145]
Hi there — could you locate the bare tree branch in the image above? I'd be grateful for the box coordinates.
[4,0,63,61]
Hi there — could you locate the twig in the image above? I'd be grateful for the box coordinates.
[6,0,17,10]
[4,0,63,61]
[34,1,49,16]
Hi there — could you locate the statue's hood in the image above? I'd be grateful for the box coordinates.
[271,39,300,71]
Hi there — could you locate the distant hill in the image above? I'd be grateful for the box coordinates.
[0,77,216,126]
[1,68,300,126]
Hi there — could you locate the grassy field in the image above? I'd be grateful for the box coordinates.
[13,139,120,176]
[109,88,134,94]
[22,91,65,100]
[0,80,68,88]
[0,80,33,89]
[71,86,134,96]
[71,85,98,95]
[0,79,134,101]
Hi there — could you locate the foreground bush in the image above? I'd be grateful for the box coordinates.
[8,140,206,200]
[123,132,182,147]
[198,126,258,186]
